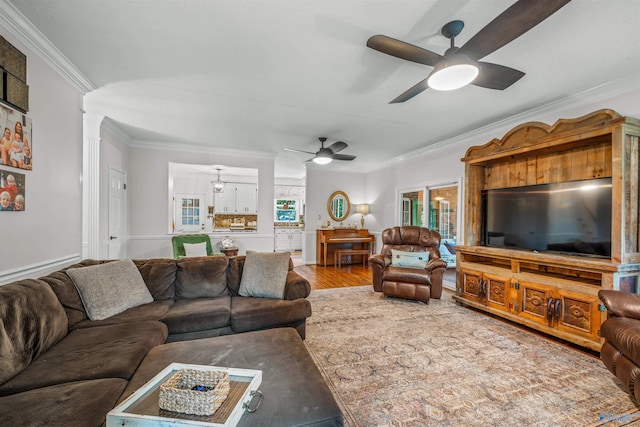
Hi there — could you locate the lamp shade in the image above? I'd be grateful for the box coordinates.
[355,203,370,214]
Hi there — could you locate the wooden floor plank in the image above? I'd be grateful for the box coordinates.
[294,263,372,290]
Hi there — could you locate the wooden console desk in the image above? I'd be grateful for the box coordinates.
[316,228,375,267]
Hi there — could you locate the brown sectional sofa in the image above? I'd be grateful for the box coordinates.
[0,255,342,426]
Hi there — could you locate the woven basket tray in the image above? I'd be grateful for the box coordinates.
[159,369,230,416]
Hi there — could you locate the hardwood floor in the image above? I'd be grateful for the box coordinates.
[294,263,372,290]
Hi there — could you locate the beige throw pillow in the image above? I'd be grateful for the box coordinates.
[239,251,290,299]
[67,260,154,320]
[183,242,208,257]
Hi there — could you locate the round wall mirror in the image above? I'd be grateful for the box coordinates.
[327,191,350,221]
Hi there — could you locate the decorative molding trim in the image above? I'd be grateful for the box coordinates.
[0,253,81,285]
[129,139,277,160]
[0,0,95,94]
[102,118,133,145]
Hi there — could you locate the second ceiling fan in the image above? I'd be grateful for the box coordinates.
[367,0,571,103]
[285,137,356,165]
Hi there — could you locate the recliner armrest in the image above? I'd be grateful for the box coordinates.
[599,290,640,319]
[426,257,447,272]
[369,254,390,269]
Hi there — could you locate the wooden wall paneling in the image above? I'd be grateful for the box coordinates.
[622,130,640,262]
[535,153,551,184]
[465,164,484,245]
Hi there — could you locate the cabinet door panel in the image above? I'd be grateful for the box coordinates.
[555,290,602,339]
[518,281,552,325]
[484,273,511,310]
[460,269,484,302]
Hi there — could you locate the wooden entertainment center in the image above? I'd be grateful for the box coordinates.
[453,109,640,351]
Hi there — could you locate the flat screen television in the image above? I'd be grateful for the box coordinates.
[481,177,612,258]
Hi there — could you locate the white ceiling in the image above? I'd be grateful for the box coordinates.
[7,0,640,179]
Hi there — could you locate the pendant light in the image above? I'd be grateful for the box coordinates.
[213,168,224,193]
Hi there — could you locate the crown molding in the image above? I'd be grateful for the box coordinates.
[129,139,277,160]
[0,0,94,94]
[101,118,133,145]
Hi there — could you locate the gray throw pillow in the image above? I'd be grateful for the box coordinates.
[239,251,290,299]
[66,260,154,320]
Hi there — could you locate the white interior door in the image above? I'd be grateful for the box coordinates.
[108,168,126,259]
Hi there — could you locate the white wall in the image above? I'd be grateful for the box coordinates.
[0,30,84,284]
[126,145,276,259]
[304,168,367,263]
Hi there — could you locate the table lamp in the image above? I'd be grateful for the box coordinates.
[355,204,370,228]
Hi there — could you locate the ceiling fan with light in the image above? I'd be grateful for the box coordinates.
[367,0,571,103]
[285,137,356,165]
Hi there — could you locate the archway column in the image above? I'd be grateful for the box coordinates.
[83,113,104,259]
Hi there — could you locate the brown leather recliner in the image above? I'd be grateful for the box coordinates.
[369,226,448,304]
[598,290,640,402]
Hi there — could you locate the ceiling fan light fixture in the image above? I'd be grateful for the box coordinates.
[313,154,332,165]
[427,55,479,91]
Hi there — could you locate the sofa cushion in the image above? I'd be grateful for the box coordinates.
[67,260,154,320]
[601,316,640,367]
[239,251,290,299]
[161,296,231,334]
[230,296,311,333]
[0,279,68,385]
[0,320,167,396]
[70,299,174,331]
[391,249,430,269]
[176,257,229,299]
[383,266,432,285]
[0,378,127,427]
[134,258,177,300]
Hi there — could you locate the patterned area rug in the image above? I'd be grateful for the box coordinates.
[305,286,639,427]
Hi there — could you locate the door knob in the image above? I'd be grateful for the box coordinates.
[110,236,117,240]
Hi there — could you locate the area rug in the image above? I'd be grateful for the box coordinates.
[305,285,639,427]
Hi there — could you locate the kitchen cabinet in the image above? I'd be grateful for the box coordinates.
[275,228,303,251]
[214,183,257,213]
[275,185,304,199]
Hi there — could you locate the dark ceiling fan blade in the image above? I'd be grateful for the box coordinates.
[332,154,356,161]
[458,0,571,60]
[390,77,430,103]
[472,62,525,90]
[285,147,316,155]
[367,35,444,66]
[327,141,348,153]
[304,157,316,163]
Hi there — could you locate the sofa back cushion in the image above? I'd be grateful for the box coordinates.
[176,256,229,299]
[133,258,177,300]
[0,279,68,385]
